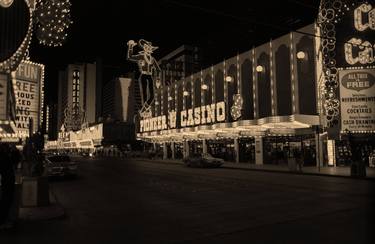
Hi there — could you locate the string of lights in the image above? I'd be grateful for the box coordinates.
[35,0,72,47]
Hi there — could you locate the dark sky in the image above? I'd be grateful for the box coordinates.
[28,0,320,103]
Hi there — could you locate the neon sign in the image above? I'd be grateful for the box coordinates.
[140,102,226,132]
[344,4,375,65]
[0,0,13,8]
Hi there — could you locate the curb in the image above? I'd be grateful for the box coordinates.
[18,191,65,221]
[134,158,375,181]
[221,165,375,181]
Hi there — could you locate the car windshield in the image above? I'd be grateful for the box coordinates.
[192,153,203,158]
[48,156,71,162]
[202,153,214,158]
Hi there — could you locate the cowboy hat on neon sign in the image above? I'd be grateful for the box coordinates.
[0,0,14,8]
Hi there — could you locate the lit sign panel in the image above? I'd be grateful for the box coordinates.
[140,102,226,132]
[13,61,44,137]
[336,3,375,68]
[340,69,375,132]
[0,74,7,120]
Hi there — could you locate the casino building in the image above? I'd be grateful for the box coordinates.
[136,1,375,167]
[137,23,321,165]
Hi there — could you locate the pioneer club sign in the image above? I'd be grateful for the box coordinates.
[140,102,226,132]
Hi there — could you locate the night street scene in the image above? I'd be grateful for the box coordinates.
[0,0,375,243]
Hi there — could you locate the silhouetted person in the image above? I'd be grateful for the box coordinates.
[293,148,303,172]
[0,143,18,229]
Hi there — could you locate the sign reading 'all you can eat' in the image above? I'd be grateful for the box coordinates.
[339,69,375,132]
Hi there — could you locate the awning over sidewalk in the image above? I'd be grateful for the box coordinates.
[0,120,18,141]
[138,114,320,143]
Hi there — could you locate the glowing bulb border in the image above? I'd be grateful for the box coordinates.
[0,0,34,73]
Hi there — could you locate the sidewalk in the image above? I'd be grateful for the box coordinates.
[222,162,375,179]
[18,190,65,221]
[136,158,375,180]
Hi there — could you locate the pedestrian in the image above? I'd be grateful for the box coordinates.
[0,143,17,229]
[294,148,303,172]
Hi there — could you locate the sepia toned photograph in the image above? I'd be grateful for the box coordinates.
[0,0,374,243]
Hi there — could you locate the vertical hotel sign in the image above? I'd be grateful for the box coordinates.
[13,61,44,137]
[339,69,375,132]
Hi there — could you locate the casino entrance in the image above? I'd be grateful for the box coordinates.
[239,138,256,163]
[263,135,317,166]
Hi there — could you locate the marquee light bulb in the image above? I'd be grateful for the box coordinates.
[297,51,306,59]
[225,76,233,82]
[256,65,264,73]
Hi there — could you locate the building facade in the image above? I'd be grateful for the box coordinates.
[138,24,320,164]
[57,62,100,132]
[0,0,35,140]
[45,103,58,140]
[0,72,17,140]
[136,1,375,167]
[102,77,135,123]
[317,0,375,167]
[159,45,201,86]
[46,121,135,155]
[12,60,45,139]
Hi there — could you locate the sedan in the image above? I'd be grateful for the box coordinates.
[183,153,224,168]
[44,155,78,177]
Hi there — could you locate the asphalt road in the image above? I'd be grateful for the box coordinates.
[1,157,375,243]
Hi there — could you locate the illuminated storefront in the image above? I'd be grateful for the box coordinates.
[317,1,375,166]
[0,0,34,141]
[46,122,135,155]
[0,73,17,141]
[13,60,45,139]
[134,1,374,167]
[136,24,321,164]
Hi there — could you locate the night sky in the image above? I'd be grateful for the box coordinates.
[28,0,320,103]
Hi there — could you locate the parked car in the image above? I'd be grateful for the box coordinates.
[44,155,78,177]
[183,153,224,168]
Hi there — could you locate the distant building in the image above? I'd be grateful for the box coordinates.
[46,103,58,140]
[57,62,102,132]
[159,45,201,85]
[102,77,136,123]
[46,121,135,154]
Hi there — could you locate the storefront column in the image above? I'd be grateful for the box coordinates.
[183,140,189,158]
[163,142,167,160]
[234,138,239,163]
[255,137,263,165]
[171,142,175,159]
[153,143,156,152]
[202,140,208,154]
[315,133,324,167]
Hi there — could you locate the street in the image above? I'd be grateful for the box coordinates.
[1,157,375,244]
